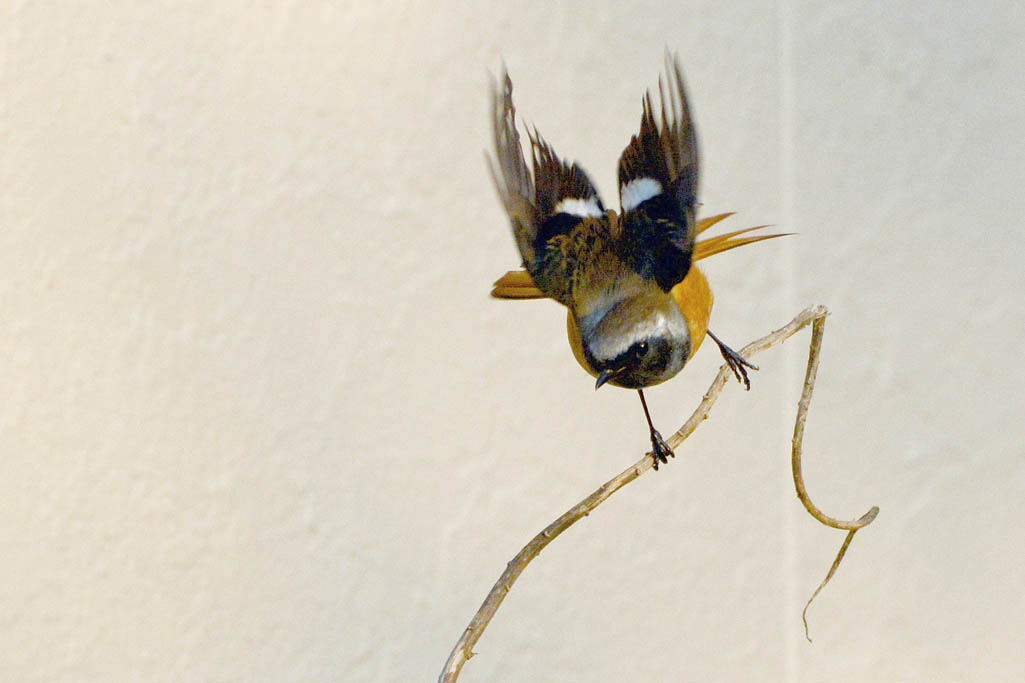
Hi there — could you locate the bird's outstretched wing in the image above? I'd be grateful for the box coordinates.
[489,71,609,307]
[616,52,699,292]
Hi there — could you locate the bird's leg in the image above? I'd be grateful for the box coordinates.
[707,329,758,390]
[638,389,673,469]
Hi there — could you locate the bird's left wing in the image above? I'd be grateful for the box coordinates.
[489,71,609,307]
[615,52,699,292]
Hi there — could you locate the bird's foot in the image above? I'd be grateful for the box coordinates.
[707,330,758,390]
[649,429,675,470]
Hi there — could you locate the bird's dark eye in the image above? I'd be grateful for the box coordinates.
[635,341,649,358]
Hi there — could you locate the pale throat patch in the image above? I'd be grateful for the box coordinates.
[620,177,663,212]
[553,196,604,218]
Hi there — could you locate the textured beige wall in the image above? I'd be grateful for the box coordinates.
[3,1,1024,681]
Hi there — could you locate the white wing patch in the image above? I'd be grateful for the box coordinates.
[620,177,663,212]
[553,196,604,218]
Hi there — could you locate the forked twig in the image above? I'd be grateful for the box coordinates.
[439,305,877,681]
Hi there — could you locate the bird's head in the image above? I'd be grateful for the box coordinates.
[578,293,691,390]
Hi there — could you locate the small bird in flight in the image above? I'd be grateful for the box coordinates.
[488,52,787,468]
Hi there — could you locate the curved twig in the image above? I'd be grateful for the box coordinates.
[439,305,877,681]
[792,314,879,640]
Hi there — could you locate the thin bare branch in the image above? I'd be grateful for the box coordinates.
[439,305,877,681]
[792,314,879,640]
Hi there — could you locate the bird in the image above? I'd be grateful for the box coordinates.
[487,52,788,469]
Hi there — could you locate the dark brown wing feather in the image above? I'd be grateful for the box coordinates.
[488,73,538,268]
[616,52,699,292]
[489,70,611,306]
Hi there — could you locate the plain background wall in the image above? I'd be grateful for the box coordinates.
[3,1,1024,681]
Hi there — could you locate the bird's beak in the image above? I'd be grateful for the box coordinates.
[595,368,621,391]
